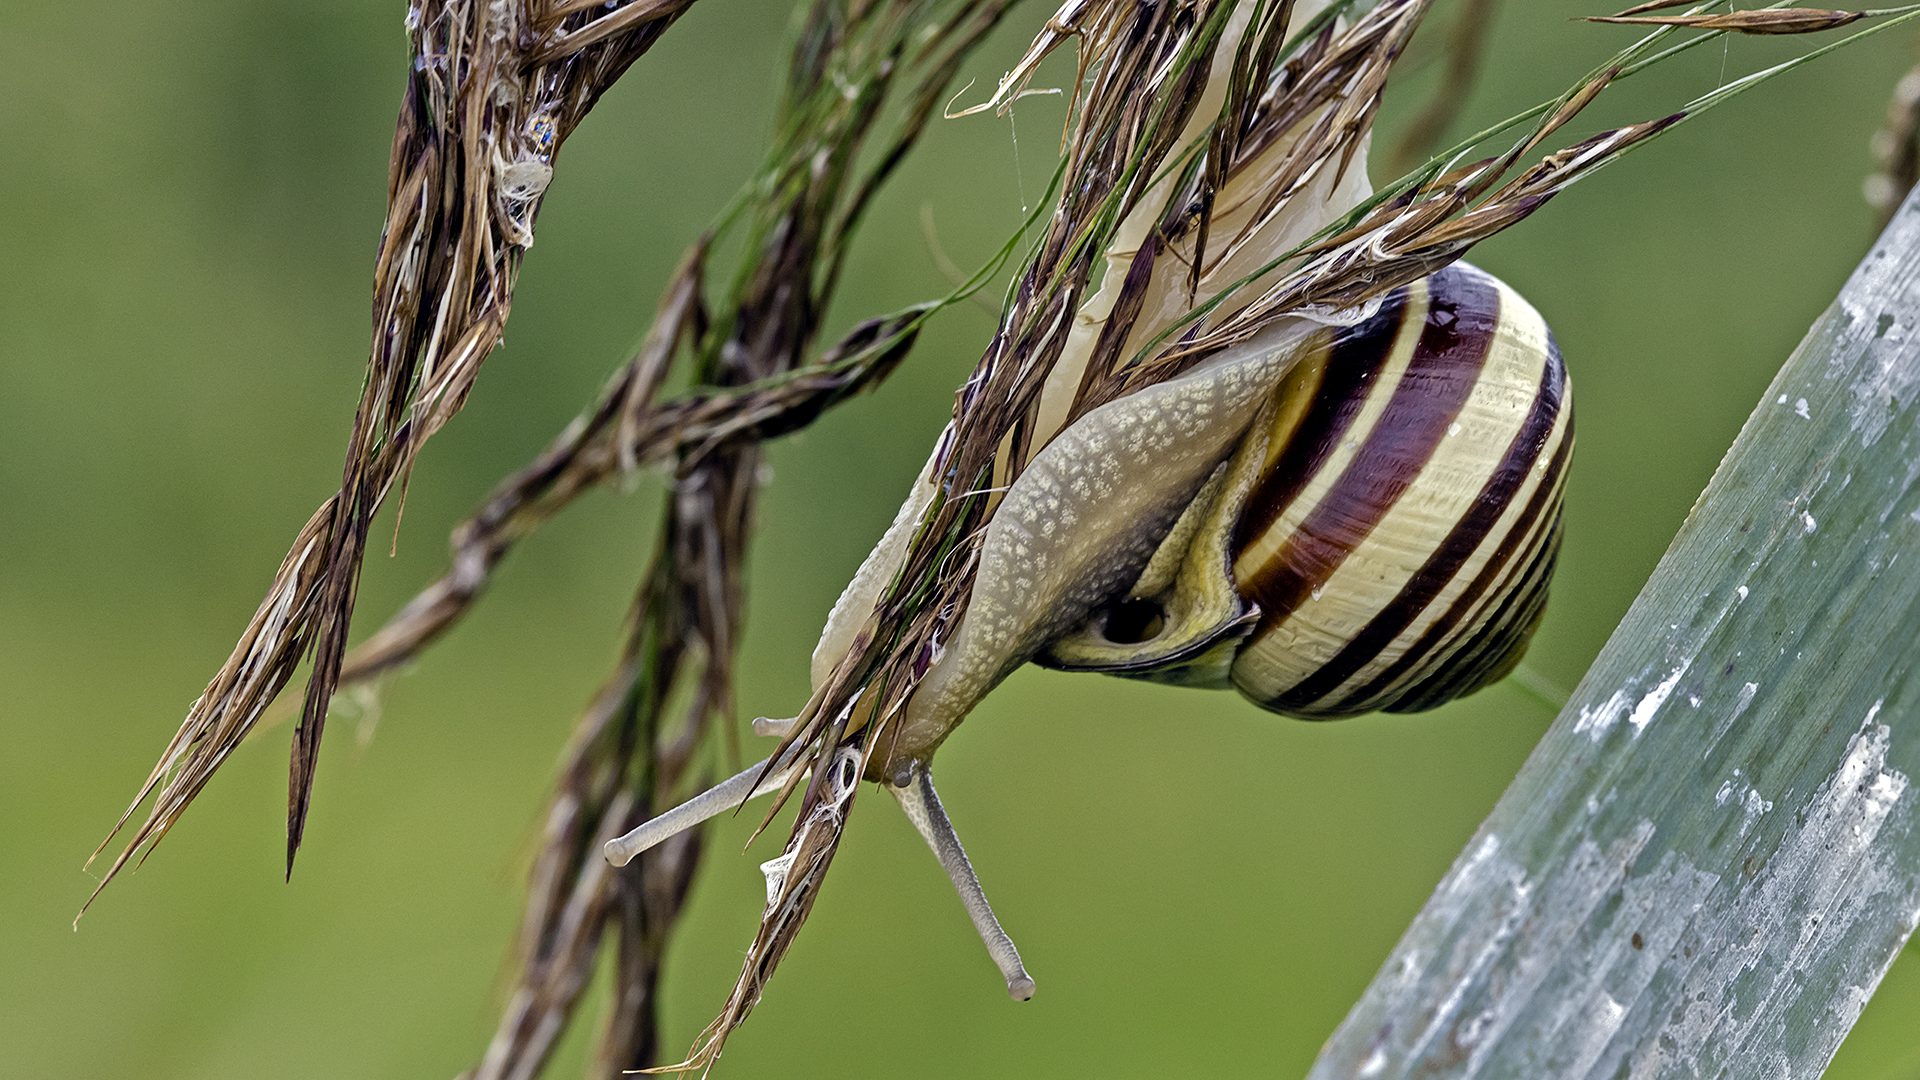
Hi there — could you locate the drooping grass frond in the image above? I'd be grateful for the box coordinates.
[331,305,924,687]
[679,1,1436,1068]
[1584,7,1863,32]
[85,0,703,908]
[422,4,1022,1075]
[87,0,1920,1073]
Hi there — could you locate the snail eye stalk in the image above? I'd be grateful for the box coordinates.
[891,763,1035,1001]
[603,754,803,868]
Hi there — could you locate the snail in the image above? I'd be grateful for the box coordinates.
[604,258,1571,1002]
[1038,259,1571,718]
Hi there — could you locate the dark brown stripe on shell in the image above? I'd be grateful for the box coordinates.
[1232,285,1413,549]
[1376,404,1574,710]
[1270,321,1567,711]
[1387,505,1564,713]
[1337,426,1572,716]
[1238,263,1503,640]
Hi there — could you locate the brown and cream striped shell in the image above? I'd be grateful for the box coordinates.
[611,264,1569,1008]
[1036,261,1572,718]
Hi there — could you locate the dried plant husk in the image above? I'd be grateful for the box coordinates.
[679,0,1432,1069]
[328,298,928,690]
[84,0,1920,1070]
[1585,8,1867,34]
[84,0,715,909]
[396,3,1017,1076]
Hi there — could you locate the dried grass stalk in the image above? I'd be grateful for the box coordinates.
[85,0,710,909]
[1585,8,1866,33]
[332,295,925,688]
[92,0,1022,1065]
[86,0,1920,1070]
[423,3,1022,1075]
[687,0,1439,1066]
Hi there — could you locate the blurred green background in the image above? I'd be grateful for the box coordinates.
[4,1,1919,1077]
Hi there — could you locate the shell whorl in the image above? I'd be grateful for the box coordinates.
[1039,261,1573,719]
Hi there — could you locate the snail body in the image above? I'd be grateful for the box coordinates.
[605,2,1573,1013]
[609,262,1571,1001]
[1038,261,1572,718]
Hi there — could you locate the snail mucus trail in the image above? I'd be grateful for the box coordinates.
[604,260,1572,1003]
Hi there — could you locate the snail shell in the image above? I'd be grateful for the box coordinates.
[1036,261,1572,718]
